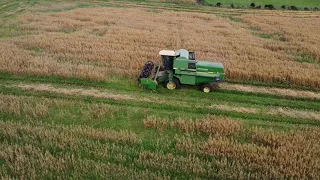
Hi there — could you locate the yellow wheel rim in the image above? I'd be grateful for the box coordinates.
[167,82,176,90]
[203,87,210,93]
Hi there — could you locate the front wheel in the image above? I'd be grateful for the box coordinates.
[201,84,213,93]
[165,78,180,90]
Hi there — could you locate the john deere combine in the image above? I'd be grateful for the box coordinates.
[138,49,225,93]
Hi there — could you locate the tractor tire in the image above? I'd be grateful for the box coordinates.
[201,83,213,93]
[165,78,181,90]
[138,61,154,81]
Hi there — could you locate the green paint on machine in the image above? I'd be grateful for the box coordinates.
[138,49,225,93]
[140,78,157,89]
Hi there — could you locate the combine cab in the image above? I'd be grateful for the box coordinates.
[139,49,225,93]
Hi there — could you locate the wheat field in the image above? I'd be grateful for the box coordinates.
[1,3,320,88]
[0,0,320,179]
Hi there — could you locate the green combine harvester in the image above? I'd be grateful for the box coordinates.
[138,49,225,93]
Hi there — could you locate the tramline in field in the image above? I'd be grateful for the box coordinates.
[138,49,225,93]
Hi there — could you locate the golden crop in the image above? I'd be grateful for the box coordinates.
[143,114,320,178]
[176,125,320,179]
[1,3,320,179]
[0,122,151,179]
[0,7,319,88]
[1,111,319,178]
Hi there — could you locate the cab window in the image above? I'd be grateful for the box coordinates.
[188,62,196,69]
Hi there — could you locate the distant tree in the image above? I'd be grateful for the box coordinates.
[315,7,319,10]
[281,5,286,9]
[304,7,309,11]
[230,3,234,8]
[216,2,221,7]
[256,5,261,9]
[265,4,275,10]
[289,6,298,10]
[250,3,255,8]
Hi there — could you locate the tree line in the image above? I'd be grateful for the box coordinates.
[196,1,319,11]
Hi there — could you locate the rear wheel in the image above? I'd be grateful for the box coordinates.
[201,84,213,93]
[166,78,180,90]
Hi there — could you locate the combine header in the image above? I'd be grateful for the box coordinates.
[138,49,225,93]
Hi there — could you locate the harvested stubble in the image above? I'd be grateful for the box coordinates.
[15,83,136,101]
[0,93,115,121]
[9,82,320,122]
[268,107,320,121]
[10,82,320,122]
[11,83,166,104]
[211,104,320,121]
[210,104,258,114]
[27,2,78,12]
[0,7,319,88]
[220,82,320,99]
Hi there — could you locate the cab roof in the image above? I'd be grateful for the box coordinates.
[159,49,189,58]
[159,50,176,56]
